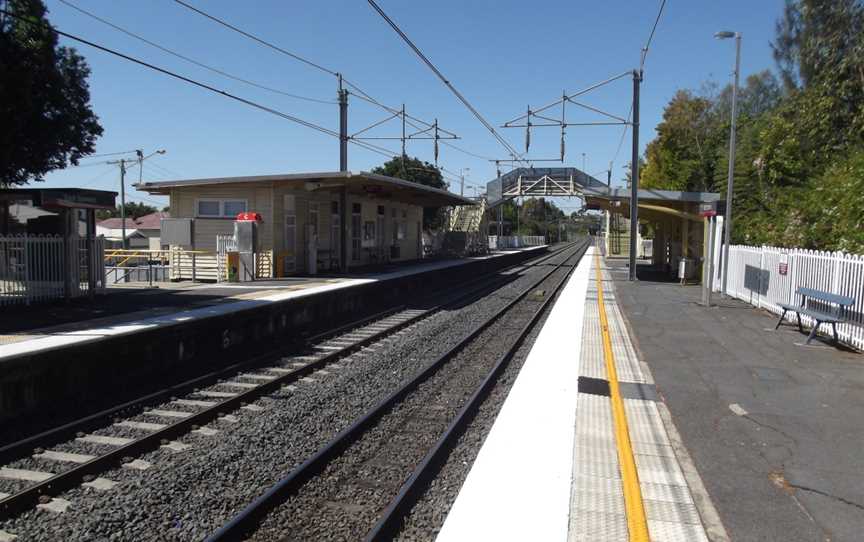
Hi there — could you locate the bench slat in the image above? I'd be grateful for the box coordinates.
[796,287,855,307]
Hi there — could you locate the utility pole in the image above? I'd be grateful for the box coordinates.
[607,160,612,186]
[459,168,470,197]
[338,74,349,272]
[107,149,166,251]
[119,159,127,249]
[716,31,741,295]
[629,69,642,281]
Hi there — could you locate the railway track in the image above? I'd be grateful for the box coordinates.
[206,239,589,541]
[0,243,577,526]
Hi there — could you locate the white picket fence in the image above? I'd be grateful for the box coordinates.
[488,235,546,250]
[0,234,106,306]
[722,244,864,350]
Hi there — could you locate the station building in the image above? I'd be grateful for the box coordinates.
[136,171,474,276]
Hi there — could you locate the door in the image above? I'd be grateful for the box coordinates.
[283,195,296,274]
[351,203,362,262]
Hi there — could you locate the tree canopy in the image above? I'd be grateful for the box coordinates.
[0,0,103,187]
[371,155,446,229]
[640,0,864,253]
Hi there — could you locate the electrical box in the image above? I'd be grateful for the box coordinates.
[160,218,193,246]
[234,220,258,253]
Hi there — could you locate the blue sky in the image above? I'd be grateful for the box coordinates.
[39,0,785,212]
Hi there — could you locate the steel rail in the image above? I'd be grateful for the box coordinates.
[0,244,570,519]
[364,239,589,541]
[205,240,588,541]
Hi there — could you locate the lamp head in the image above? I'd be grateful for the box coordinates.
[714,31,737,39]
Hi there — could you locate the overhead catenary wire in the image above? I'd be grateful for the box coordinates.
[365,0,526,164]
[171,0,485,167]
[172,0,338,78]
[640,0,667,70]
[1,9,402,163]
[58,0,334,104]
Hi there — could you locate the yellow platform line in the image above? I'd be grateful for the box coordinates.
[593,250,650,542]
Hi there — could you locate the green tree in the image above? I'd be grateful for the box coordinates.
[640,90,724,192]
[0,0,103,186]
[96,202,157,221]
[371,155,446,229]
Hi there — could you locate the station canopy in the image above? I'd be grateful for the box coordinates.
[137,171,475,208]
[583,186,721,221]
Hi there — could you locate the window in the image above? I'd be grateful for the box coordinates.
[197,200,220,217]
[196,199,247,218]
[223,200,247,217]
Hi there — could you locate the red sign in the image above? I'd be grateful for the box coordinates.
[235,212,263,222]
[778,254,789,276]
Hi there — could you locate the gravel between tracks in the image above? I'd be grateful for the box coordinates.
[0,247,579,541]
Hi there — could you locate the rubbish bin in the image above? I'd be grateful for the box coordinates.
[678,257,696,280]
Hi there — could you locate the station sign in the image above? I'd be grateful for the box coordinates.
[778,253,789,276]
[235,212,263,222]
[699,202,717,217]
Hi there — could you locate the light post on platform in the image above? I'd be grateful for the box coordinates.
[716,30,741,296]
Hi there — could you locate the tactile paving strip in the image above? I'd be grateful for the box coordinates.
[569,254,710,542]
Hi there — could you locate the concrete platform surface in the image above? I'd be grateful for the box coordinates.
[0,249,543,354]
[612,260,864,542]
[438,248,718,541]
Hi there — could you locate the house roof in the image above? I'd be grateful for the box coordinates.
[135,171,476,207]
[135,211,169,229]
[97,218,138,229]
[0,188,116,210]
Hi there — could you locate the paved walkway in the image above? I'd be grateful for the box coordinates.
[439,248,718,541]
[612,260,864,542]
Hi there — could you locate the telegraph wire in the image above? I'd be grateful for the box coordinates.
[640,0,667,70]
[58,0,334,104]
[0,10,415,163]
[172,0,339,78]
[365,0,526,164]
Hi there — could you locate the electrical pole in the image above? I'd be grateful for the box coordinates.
[119,159,127,250]
[338,74,349,272]
[629,69,642,281]
[720,33,741,295]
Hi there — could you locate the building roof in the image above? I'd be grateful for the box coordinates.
[97,218,138,229]
[0,188,116,210]
[582,186,721,203]
[135,171,476,207]
[135,211,169,229]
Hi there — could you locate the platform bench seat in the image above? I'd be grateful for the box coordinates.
[775,286,855,344]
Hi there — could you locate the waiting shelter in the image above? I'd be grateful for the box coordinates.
[583,186,721,281]
[0,188,117,304]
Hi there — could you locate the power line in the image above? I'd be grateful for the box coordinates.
[172,0,495,167]
[640,0,667,70]
[84,150,139,159]
[2,9,400,162]
[611,103,633,169]
[365,0,526,164]
[172,0,338,78]
[59,0,334,105]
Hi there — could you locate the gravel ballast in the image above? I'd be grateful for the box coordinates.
[0,244,582,541]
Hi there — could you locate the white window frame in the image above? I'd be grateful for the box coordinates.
[195,198,248,218]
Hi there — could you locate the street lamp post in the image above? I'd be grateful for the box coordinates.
[716,30,741,296]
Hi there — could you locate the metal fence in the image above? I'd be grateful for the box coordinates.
[723,244,864,350]
[488,236,546,250]
[0,234,105,306]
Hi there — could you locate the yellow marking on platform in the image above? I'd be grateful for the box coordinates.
[594,251,650,542]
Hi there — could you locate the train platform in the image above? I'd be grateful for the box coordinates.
[0,248,543,353]
[438,247,722,541]
[612,260,864,542]
[0,247,547,430]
